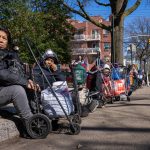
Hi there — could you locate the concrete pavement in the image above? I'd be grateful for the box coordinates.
[0,86,150,144]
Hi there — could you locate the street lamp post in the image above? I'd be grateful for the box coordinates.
[143,58,146,74]
[130,44,133,65]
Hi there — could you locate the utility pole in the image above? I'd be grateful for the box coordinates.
[111,14,115,64]
[146,60,150,86]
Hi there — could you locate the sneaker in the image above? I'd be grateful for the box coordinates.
[97,99,105,108]
[98,103,105,108]
[101,105,105,108]
[87,100,99,113]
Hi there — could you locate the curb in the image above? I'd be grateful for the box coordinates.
[0,105,20,143]
[0,118,19,143]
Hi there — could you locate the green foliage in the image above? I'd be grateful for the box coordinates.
[0,0,74,63]
[30,0,74,63]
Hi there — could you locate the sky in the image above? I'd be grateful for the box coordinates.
[70,0,150,55]
[72,0,150,27]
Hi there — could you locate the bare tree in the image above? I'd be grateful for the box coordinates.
[63,0,142,64]
[126,17,150,68]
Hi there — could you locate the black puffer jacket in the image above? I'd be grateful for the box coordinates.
[32,61,65,90]
[0,49,28,90]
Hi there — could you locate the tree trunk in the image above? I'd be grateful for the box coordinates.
[113,17,124,64]
[111,0,126,64]
[110,0,141,64]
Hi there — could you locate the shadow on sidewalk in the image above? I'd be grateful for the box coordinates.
[107,103,150,108]
[82,126,150,133]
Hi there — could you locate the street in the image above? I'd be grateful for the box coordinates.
[0,86,150,150]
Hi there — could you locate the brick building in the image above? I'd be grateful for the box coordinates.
[69,16,111,64]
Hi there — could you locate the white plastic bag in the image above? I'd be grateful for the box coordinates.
[41,81,74,118]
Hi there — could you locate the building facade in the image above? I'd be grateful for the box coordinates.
[69,16,111,63]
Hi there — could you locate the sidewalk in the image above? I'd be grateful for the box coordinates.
[0,86,149,143]
[130,86,150,97]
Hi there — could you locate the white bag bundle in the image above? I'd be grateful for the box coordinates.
[41,81,74,118]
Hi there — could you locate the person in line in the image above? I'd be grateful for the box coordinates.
[111,63,121,80]
[32,49,73,130]
[32,49,65,90]
[0,27,38,123]
[84,56,104,112]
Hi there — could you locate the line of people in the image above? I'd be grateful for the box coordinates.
[0,27,147,138]
[69,56,146,113]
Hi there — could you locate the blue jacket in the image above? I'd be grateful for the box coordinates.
[111,68,121,80]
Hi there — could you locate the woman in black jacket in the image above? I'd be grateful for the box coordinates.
[0,27,38,121]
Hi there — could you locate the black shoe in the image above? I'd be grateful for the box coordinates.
[128,91,132,96]
[20,119,31,139]
[52,119,59,131]
[127,96,131,101]
[80,106,89,117]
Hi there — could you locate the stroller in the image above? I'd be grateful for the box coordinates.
[85,63,130,108]
[83,53,111,109]
[110,65,131,102]
[24,39,81,139]
[85,61,106,110]
[86,63,115,107]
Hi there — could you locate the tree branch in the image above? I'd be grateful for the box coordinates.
[123,0,142,17]
[117,0,128,17]
[94,0,110,7]
[63,0,111,30]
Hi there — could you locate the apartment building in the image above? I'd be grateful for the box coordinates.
[69,16,111,63]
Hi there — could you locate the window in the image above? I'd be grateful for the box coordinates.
[103,29,109,35]
[76,30,83,35]
[92,43,99,48]
[103,29,110,38]
[104,43,111,51]
[92,29,100,39]
[92,43,100,51]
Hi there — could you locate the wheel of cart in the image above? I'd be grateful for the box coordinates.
[69,123,81,135]
[71,114,82,124]
[26,113,52,139]
[110,97,115,104]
